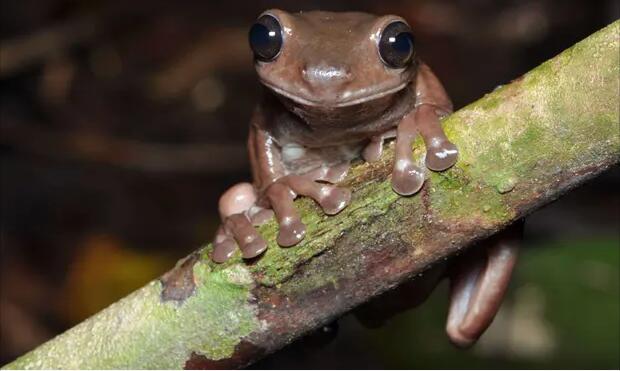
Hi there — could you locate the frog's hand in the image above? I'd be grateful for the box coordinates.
[414,63,458,171]
[446,227,521,348]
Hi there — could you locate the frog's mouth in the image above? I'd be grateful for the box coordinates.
[261,80,409,108]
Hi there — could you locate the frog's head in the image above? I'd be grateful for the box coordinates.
[249,9,418,109]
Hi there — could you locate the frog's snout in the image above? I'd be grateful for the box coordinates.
[302,63,353,89]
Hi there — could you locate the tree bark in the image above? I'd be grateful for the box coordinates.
[4,20,619,370]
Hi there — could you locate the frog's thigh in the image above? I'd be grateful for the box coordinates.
[218,182,257,219]
[446,229,520,348]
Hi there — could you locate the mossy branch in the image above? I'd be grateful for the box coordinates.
[4,21,619,370]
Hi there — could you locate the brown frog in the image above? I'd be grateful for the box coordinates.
[211,9,519,347]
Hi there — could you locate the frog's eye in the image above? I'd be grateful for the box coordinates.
[249,15,283,62]
[378,21,415,69]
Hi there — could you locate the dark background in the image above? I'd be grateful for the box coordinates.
[1,0,618,368]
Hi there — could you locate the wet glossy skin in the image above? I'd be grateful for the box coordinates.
[214,9,458,259]
[211,10,519,347]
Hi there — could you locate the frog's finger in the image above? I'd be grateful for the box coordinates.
[446,232,520,348]
[287,176,351,215]
[265,182,306,247]
[226,213,268,259]
[362,129,397,162]
[362,138,384,162]
[248,206,274,226]
[415,104,458,171]
[211,226,238,263]
[305,162,350,184]
[322,162,350,184]
[392,113,425,195]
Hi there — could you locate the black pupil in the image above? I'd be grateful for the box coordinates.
[379,22,415,68]
[392,33,413,55]
[249,15,282,61]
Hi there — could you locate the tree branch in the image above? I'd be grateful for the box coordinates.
[4,20,619,370]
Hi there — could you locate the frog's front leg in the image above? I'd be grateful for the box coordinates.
[389,64,459,195]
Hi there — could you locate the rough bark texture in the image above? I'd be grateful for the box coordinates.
[4,20,619,370]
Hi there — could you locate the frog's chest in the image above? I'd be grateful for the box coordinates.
[281,141,365,175]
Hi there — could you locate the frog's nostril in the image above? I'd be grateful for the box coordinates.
[302,64,352,86]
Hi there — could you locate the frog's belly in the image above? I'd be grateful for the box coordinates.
[281,141,365,175]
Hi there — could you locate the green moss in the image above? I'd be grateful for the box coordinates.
[429,21,619,225]
[428,170,512,225]
[476,91,503,111]
[5,262,260,369]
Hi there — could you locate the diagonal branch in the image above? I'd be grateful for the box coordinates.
[4,20,619,370]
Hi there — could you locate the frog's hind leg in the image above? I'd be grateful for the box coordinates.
[212,182,268,263]
[446,225,521,347]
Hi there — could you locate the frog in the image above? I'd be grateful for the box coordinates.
[210,9,519,347]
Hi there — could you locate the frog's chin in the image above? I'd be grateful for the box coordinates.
[261,80,409,108]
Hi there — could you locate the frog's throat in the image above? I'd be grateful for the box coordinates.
[260,80,409,108]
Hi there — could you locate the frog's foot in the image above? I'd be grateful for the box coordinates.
[307,162,351,184]
[446,228,520,348]
[211,183,270,263]
[416,104,458,171]
[212,214,268,262]
[264,171,351,247]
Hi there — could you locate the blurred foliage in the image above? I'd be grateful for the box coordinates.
[362,238,619,369]
[61,235,173,323]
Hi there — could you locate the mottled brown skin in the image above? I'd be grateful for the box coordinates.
[211,9,518,347]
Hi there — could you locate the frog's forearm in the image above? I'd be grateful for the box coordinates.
[249,122,285,191]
